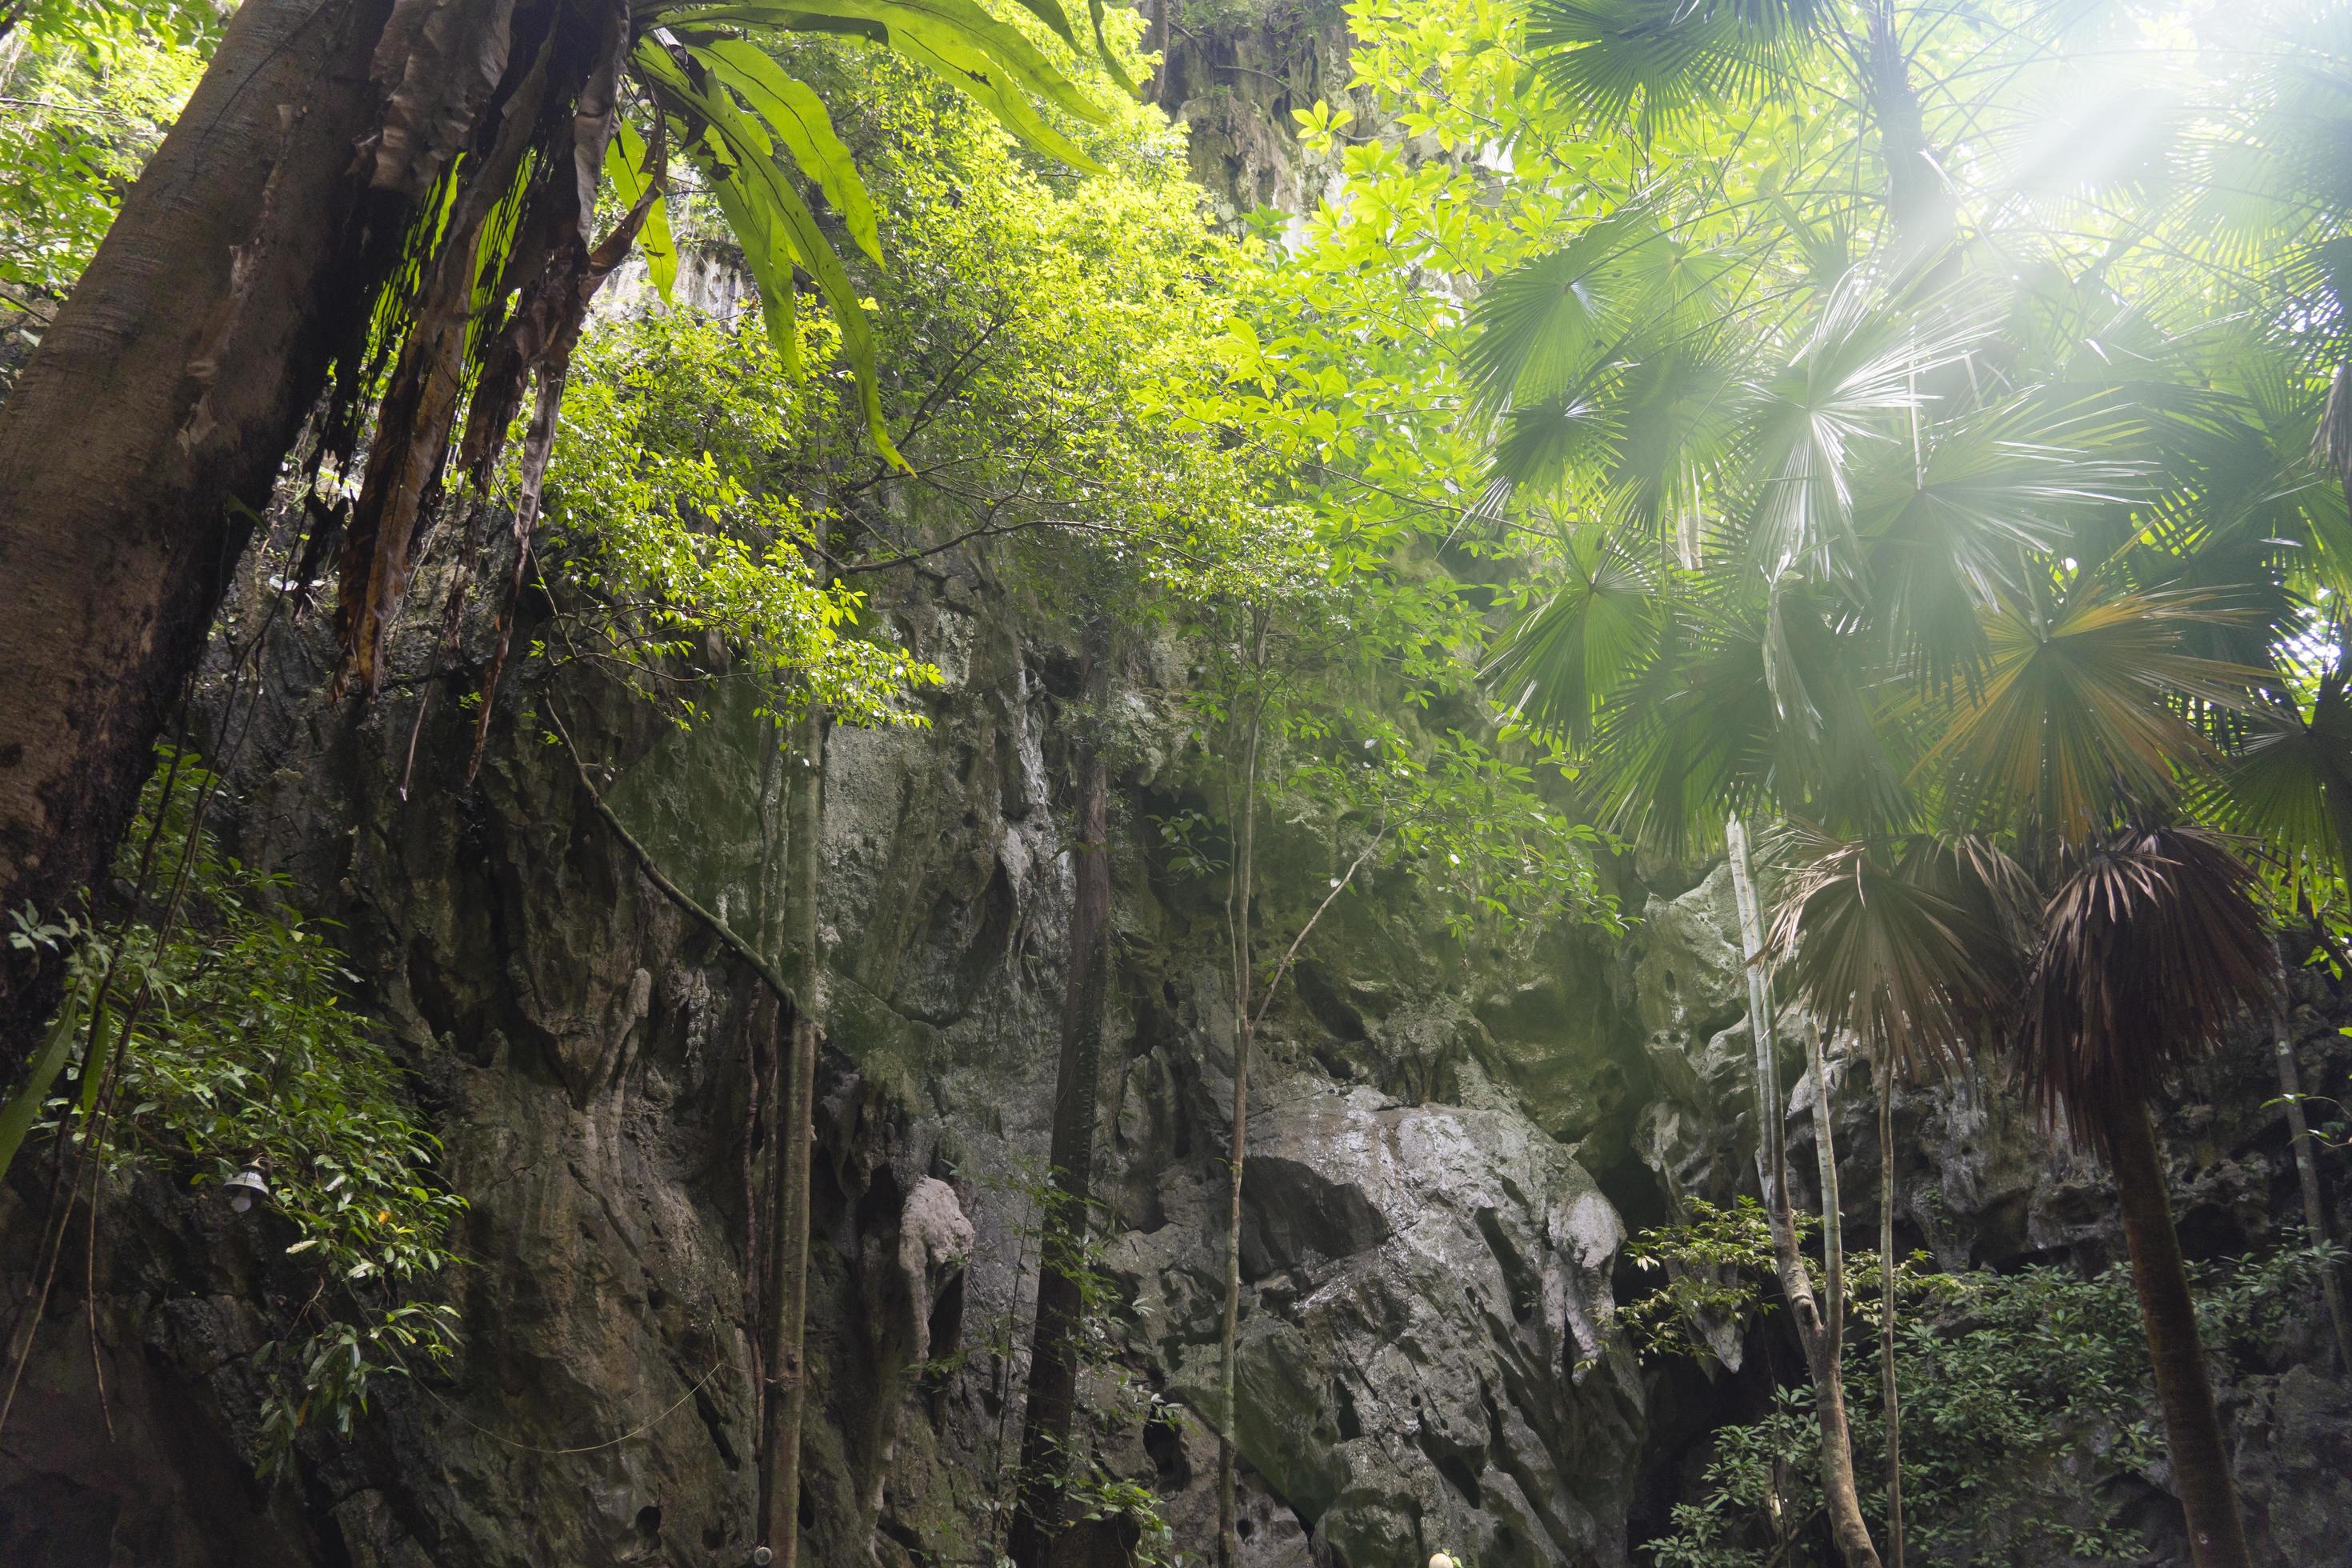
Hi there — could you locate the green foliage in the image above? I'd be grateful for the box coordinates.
[622,0,1140,459]
[539,310,941,729]
[1620,1202,2350,1566]
[1610,1197,1790,1362]
[10,750,463,1478]
[0,13,206,328]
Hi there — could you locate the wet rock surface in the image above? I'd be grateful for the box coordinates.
[6,20,2352,1567]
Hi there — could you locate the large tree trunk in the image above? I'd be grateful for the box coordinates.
[1860,0,1952,258]
[1006,624,1114,1568]
[1726,818,1882,1568]
[0,0,406,1058]
[2105,1095,2252,1568]
[760,709,826,1568]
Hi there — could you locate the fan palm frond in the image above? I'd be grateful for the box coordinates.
[1486,526,1661,746]
[1919,576,2264,835]
[2021,825,2278,1155]
[1524,0,1828,138]
[1766,824,2030,1080]
[2200,664,2352,898]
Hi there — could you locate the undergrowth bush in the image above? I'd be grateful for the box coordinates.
[1626,1202,2345,1566]
[9,747,464,1475]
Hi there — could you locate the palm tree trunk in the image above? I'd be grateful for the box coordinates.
[760,708,826,1568]
[2273,1022,2352,1374]
[0,0,406,1062]
[1006,624,1114,1568]
[1727,818,1882,1568]
[1859,0,1953,258]
[1876,1059,1904,1568]
[2105,1094,2252,1568]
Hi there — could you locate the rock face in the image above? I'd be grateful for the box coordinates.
[0,517,1654,1568]
[3,512,2351,1568]
[1113,1074,1640,1566]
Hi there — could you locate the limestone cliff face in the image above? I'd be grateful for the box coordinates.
[0,518,1657,1567]
[3,14,2350,1568]
[10,489,2349,1567]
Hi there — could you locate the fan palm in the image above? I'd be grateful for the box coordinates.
[2021,827,2277,1568]
[1470,6,2352,1562]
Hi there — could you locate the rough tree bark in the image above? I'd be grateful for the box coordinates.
[1006,622,1114,1568]
[760,707,826,1568]
[0,0,407,1061]
[2105,1096,2253,1568]
[1861,0,1951,261]
[1726,817,1882,1568]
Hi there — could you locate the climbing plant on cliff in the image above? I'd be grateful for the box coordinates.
[0,0,1134,1065]
[0,749,464,1477]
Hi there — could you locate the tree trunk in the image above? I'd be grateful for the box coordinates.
[1802,1018,1846,1373]
[1877,1058,1904,1568]
[1006,623,1114,1568]
[1151,0,1170,106]
[1726,817,1882,1568]
[2105,1095,2252,1568]
[1860,0,1952,258]
[760,708,826,1568]
[0,0,408,1060]
[2274,1021,2352,1374]
[1215,671,1265,1568]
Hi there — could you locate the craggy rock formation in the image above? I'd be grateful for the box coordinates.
[6,493,2349,1566]
[2,13,2350,1568]
[0,518,1653,1567]
[1115,1077,1640,1566]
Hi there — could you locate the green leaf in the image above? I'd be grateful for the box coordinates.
[878,22,1103,173]
[1078,0,1135,96]
[0,986,83,1184]
[77,1007,113,1118]
[643,42,906,466]
[659,0,1110,158]
[602,116,677,302]
[695,40,881,264]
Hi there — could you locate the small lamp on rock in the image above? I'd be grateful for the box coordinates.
[1430,1555,1457,1568]
[223,1165,269,1214]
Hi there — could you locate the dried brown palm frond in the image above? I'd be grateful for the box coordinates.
[1766,822,2030,1082]
[2019,825,2278,1158]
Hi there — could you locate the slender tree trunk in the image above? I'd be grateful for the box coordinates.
[2273,1017,2352,1374]
[1006,624,1115,1568]
[1151,0,1170,106]
[1802,1018,1846,1375]
[0,0,408,1062]
[2105,1095,2252,1568]
[1860,0,1952,259]
[1726,817,1882,1568]
[760,709,826,1568]
[1876,1059,1904,1568]
[1216,658,1266,1568]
